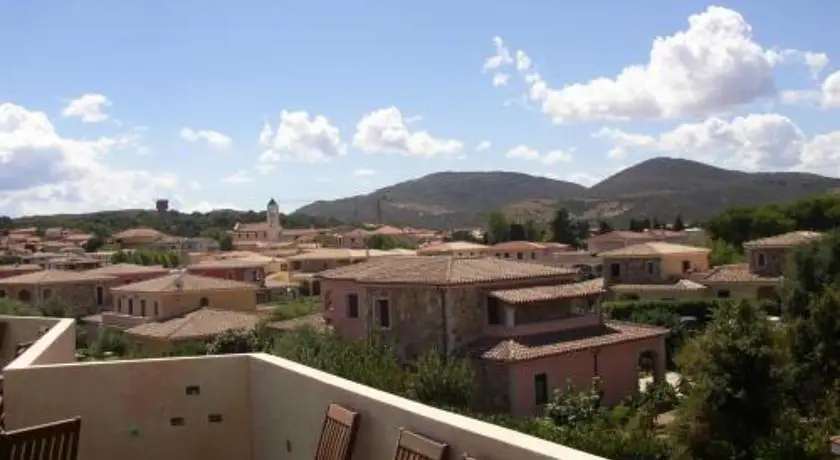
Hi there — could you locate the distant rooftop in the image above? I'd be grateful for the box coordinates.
[489,278,604,304]
[111,271,256,293]
[125,308,261,341]
[743,231,823,249]
[599,241,710,258]
[0,269,115,285]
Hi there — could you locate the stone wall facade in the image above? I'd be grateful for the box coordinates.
[472,360,511,413]
[363,286,446,360]
[747,247,787,277]
[0,282,105,316]
[603,257,664,285]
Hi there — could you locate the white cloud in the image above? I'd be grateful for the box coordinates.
[566,172,600,187]
[0,102,180,216]
[488,7,826,123]
[353,169,376,177]
[505,145,574,164]
[821,70,840,108]
[221,170,253,184]
[492,73,510,87]
[180,127,233,151]
[475,140,492,152]
[61,94,111,123]
[180,201,237,213]
[593,113,840,174]
[353,107,463,157]
[258,111,346,166]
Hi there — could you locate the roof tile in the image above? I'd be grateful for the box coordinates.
[490,278,604,304]
[112,271,257,293]
[743,231,823,249]
[125,308,261,340]
[0,269,115,284]
[599,242,710,258]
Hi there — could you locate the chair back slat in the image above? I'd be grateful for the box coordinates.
[393,428,448,460]
[0,417,81,460]
[314,404,360,460]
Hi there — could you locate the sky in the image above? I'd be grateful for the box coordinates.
[1,1,839,217]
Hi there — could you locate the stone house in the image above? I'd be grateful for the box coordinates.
[317,256,667,416]
[600,242,711,299]
[690,231,822,300]
[0,269,115,316]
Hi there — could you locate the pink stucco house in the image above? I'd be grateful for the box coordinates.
[317,256,668,417]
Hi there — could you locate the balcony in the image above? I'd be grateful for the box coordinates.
[1,315,608,460]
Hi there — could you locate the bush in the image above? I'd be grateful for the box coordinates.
[603,298,781,326]
[406,350,474,410]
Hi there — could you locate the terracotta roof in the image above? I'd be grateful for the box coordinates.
[462,322,668,362]
[266,313,328,332]
[125,308,261,341]
[693,263,780,284]
[490,278,604,304]
[0,269,115,285]
[743,231,823,249]
[85,263,170,276]
[490,241,550,251]
[113,227,166,240]
[599,242,710,258]
[111,271,257,293]
[235,222,270,231]
[610,279,708,292]
[317,256,578,286]
[588,230,657,241]
[418,241,488,254]
[188,258,269,269]
[0,264,42,273]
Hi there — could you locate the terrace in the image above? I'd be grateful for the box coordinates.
[0,315,608,460]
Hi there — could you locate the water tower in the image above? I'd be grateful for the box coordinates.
[156,199,169,214]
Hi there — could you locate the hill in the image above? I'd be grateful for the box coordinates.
[297,158,840,227]
[296,171,588,228]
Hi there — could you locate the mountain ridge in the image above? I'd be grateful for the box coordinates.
[296,157,840,227]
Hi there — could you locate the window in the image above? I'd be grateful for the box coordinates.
[375,299,391,328]
[610,263,621,277]
[18,289,31,302]
[140,299,147,316]
[154,301,159,317]
[504,252,510,259]
[534,373,548,406]
[682,260,691,272]
[292,261,302,270]
[717,290,731,299]
[531,252,537,259]
[645,261,655,275]
[199,297,210,307]
[0,289,5,298]
[517,252,524,260]
[347,294,359,318]
[487,298,502,325]
[226,271,234,280]
[757,252,766,267]
[128,298,134,315]
[495,252,501,258]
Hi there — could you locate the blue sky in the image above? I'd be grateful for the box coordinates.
[1,1,839,216]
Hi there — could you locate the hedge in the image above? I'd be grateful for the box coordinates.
[602,298,782,327]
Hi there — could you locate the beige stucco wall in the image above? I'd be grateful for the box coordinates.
[113,289,258,321]
[3,317,75,369]
[604,252,709,286]
[250,353,606,460]
[4,356,252,460]
[0,316,67,369]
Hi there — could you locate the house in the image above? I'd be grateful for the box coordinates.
[0,269,114,315]
[153,236,221,252]
[123,308,262,356]
[0,264,42,280]
[1,315,612,460]
[231,198,283,244]
[85,263,171,286]
[101,271,259,349]
[317,256,667,416]
[587,229,705,255]
[600,242,711,299]
[416,241,488,257]
[42,254,103,271]
[691,231,822,300]
[287,248,417,295]
[112,227,169,249]
[187,258,267,287]
[487,241,572,262]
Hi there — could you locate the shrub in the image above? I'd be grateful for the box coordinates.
[603,298,781,326]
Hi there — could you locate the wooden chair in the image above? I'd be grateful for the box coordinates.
[393,428,448,460]
[314,403,360,460]
[0,416,81,460]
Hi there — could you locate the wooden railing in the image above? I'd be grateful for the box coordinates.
[0,417,81,460]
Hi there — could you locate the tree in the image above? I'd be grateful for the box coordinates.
[406,350,474,410]
[446,230,481,243]
[708,239,745,266]
[673,214,686,231]
[598,220,613,234]
[485,212,510,244]
[0,298,42,316]
[550,208,578,246]
[672,300,787,459]
[207,328,271,354]
[219,234,234,251]
[523,219,543,242]
[508,222,527,241]
[83,235,105,252]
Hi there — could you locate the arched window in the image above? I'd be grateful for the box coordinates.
[199,297,210,307]
[0,289,6,298]
[18,289,31,302]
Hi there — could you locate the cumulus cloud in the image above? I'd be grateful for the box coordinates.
[180,127,233,151]
[592,113,840,174]
[475,140,492,152]
[353,169,375,177]
[61,93,112,123]
[221,170,253,184]
[488,7,827,123]
[505,145,574,164]
[353,107,463,157]
[0,102,180,216]
[258,111,346,170]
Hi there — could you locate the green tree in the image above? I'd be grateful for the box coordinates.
[508,222,527,241]
[597,220,613,234]
[672,300,787,459]
[83,235,105,252]
[550,208,577,246]
[406,350,474,410]
[673,213,686,231]
[219,234,234,251]
[0,298,42,316]
[207,328,271,355]
[485,212,510,244]
[707,239,746,266]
